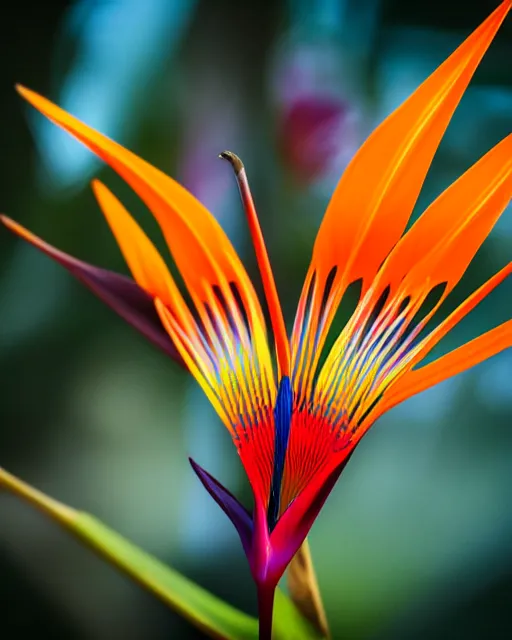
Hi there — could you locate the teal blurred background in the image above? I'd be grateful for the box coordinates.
[1,1,511,638]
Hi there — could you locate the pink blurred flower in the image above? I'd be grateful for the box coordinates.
[271,37,364,185]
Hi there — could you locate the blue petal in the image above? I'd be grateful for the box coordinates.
[267,376,293,531]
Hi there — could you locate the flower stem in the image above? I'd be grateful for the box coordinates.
[257,582,276,640]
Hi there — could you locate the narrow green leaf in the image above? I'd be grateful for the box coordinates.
[0,466,320,640]
[72,512,257,639]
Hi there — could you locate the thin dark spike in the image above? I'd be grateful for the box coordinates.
[219,150,244,175]
[267,376,293,531]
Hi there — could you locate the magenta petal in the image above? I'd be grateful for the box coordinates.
[269,453,354,580]
[71,262,186,365]
[189,457,253,555]
[1,218,185,367]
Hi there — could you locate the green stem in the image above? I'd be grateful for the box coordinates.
[0,466,76,525]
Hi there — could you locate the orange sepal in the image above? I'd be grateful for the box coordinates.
[92,180,177,301]
[16,85,269,354]
[290,0,511,403]
[382,320,512,412]
[16,84,276,438]
[382,134,512,300]
[315,0,511,292]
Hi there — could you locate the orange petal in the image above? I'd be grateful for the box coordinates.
[92,179,179,303]
[155,298,233,430]
[17,84,276,444]
[15,84,228,287]
[92,179,200,342]
[290,0,511,405]
[16,85,269,355]
[382,133,512,300]
[381,320,512,412]
[342,133,512,414]
[386,260,511,393]
[316,0,511,293]
[156,297,275,503]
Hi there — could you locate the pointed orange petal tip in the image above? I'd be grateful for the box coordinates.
[16,84,36,98]
[15,85,66,123]
[90,178,114,210]
[90,177,103,194]
[15,84,36,103]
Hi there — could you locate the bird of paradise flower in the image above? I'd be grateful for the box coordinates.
[2,2,511,638]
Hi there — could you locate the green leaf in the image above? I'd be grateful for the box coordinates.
[0,466,320,640]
